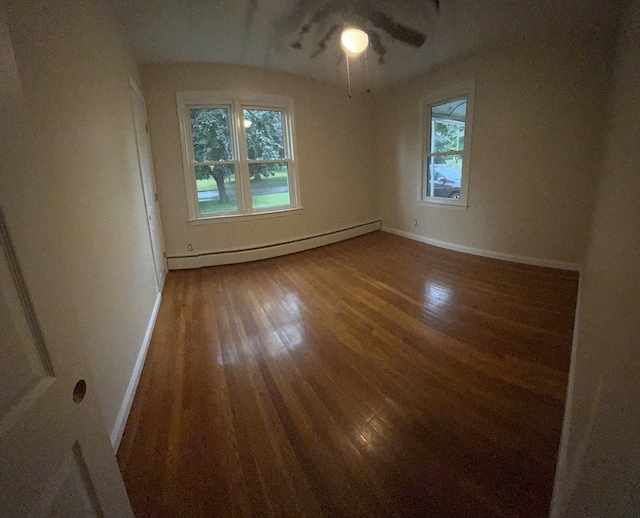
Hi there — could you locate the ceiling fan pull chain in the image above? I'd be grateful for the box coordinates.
[347,54,352,98]
[365,48,371,94]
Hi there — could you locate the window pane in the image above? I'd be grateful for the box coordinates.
[243,109,285,160]
[430,99,466,153]
[425,155,463,199]
[249,162,290,209]
[195,164,238,213]
[190,108,232,162]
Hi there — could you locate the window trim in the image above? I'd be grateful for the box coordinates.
[419,80,475,208]
[176,91,301,222]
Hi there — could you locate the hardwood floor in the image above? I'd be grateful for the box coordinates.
[117,231,579,517]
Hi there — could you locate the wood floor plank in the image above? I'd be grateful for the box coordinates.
[117,231,578,517]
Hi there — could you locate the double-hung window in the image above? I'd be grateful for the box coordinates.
[421,81,474,207]
[177,92,300,221]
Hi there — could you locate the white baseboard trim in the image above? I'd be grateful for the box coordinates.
[382,226,581,271]
[110,291,162,450]
[167,220,382,269]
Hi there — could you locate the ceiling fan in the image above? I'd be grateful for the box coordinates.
[283,0,440,65]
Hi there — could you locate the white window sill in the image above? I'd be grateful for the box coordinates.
[188,206,303,225]
[418,199,468,210]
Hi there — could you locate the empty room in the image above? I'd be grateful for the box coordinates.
[1,0,639,517]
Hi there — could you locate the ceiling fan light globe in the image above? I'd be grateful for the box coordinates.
[341,27,369,55]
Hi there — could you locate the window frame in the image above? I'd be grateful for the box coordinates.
[176,91,301,222]
[419,81,475,208]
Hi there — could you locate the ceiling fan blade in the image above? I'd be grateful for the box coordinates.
[370,10,427,48]
[367,30,387,64]
[290,0,343,49]
[311,24,342,57]
[377,0,440,12]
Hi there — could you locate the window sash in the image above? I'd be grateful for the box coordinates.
[193,163,242,216]
[425,103,466,201]
[192,160,237,166]
[245,159,292,164]
[242,107,289,161]
[420,83,474,208]
[425,150,464,158]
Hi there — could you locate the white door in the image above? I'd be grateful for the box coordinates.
[130,82,167,291]
[0,5,134,516]
[0,211,134,518]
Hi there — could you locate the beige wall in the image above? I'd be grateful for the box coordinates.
[374,35,614,265]
[140,63,379,258]
[4,0,159,437]
[552,1,640,515]
[3,2,636,510]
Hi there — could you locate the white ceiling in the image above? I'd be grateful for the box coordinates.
[110,0,621,88]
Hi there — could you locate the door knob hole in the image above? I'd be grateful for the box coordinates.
[73,379,87,403]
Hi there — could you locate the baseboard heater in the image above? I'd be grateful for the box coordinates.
[167,220,382,269]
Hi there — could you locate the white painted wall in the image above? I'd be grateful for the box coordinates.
[551,1,640,515]
[4,0,159,438]
[140,63,379,259]
[374,34,615,264]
